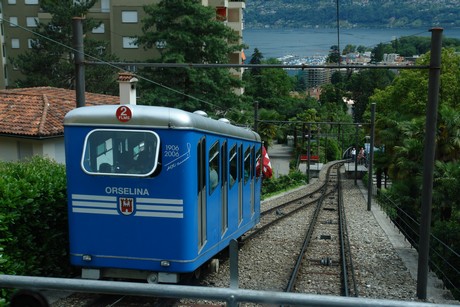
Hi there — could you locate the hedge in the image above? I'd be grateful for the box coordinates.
[0,157,75,303]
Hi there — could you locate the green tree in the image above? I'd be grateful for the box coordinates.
[319,83,347,113]
[257,108,283,147]
[342,44,356,54]
[12,0,119,94]
[347,69,395,123]
[371,48,460,223]
[357,45,368,53]
[243,58,294,110]
[249,48,264,76]
[326,45,340,64]
[370,42,394,63]
[371,48,460,297]
[136,0,244,114]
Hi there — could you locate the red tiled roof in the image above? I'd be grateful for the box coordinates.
[0,87,119,138]
[118,72,137,82]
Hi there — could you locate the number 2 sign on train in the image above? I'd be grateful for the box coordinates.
[64,104,263,283]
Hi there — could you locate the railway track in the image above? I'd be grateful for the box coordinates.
[284,163,359,298]
[240,163,340,244]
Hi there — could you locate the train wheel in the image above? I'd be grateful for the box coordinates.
[10,289,49,307]
[210,258,219,273]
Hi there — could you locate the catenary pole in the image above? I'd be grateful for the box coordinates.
[72,17,85,108]
[354,124,359,185]
[367,103,376,211]
[416,27,443,300]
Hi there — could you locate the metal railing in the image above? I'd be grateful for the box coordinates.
[0,274,457,307]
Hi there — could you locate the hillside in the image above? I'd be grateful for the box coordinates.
[244,0,460,29]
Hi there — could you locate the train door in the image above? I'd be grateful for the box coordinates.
[238,144,243,225]
[197,137,206,250]
[208,140,222,242]
[221,141,228,237]
[243,146,253,219]
[228,144,239,230]
[250,146,256,216]
[255,145,262,215]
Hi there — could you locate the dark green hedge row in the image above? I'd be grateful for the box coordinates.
[0,157,76,303]
[262,170,308,198]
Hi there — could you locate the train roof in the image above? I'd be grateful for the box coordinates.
[64,105,261,142]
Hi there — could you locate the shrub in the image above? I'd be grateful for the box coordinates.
[262,170,308,198]
[0,157,75,303]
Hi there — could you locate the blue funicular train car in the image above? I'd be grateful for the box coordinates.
[64,104,262,283]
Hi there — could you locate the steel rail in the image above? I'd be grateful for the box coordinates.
[338,169,350,296]
[338,170,360,297]
[242,189,335,243]
[284,162,342,293]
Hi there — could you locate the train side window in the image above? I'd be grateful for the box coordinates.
[209,141,220,194]
[81,129,160,177]
[243,147,251,184]
[229,145,237,189]
[255,146,262,180]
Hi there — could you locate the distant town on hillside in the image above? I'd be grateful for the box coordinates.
[244,0,460,29]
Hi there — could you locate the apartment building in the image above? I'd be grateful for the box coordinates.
[0,0,245,89]
[300,67,332,89]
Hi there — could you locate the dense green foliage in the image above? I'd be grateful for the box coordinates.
[370,36,460,62]
[369,48,460,299]
[347,69,395,123]
[261,171,308,198]
[245,0,460,29]
[0,157,74,303]
[12,0,119,94]
[243,47,357,154]
[136,0,245,115]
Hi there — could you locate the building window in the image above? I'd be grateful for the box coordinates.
[27,38,39,48]
[8,0,16,4]
[101,0,110,12]
[122,37,138,49]
[121,11,138,23]
[216,7,227,21]
[25,0,38,4]
[92,23,105,34]
[9,17,18,27]
[123,65,137,73]
[11,38,20,49]
[26,17,38,27]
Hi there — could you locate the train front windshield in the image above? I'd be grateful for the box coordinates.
[81,129,160,176]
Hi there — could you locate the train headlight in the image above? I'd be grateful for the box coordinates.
[82,255,92,262]
[160,260,170,267]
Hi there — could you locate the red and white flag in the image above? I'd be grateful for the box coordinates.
[257,146,273,179]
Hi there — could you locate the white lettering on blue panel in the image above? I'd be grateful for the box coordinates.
[104,187,150,196]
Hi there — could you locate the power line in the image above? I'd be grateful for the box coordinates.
[0,15,237,117]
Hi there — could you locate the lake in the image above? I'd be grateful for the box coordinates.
[243,27,460,59]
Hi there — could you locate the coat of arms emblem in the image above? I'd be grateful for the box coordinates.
[119,197,134,215]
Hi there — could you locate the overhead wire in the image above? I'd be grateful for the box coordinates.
[0,15,244,118]
[0,10,435,123]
